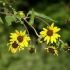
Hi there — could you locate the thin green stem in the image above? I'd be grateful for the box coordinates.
[59,38,64,44]
[24,16,49,26]
[23,18,40,38]
[22,23,30,36]
[22,22,31,44]
[30,25,40,37]
[35,16,49,26]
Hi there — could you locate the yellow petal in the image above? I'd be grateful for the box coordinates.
[40,31,47,35]
[46,36,50,44]
[24,37,30,41]
[24,40,28,47]
[15,30,19,34]
[51,22,54,28]
[23,30,26,35]
[43,28,47,31]
[51,36,54,43]
[53,27,60,32]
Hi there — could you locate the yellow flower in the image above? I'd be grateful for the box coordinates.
[40,23,60,44]
[18,11,25,17]
[45,46,58,56]
[7,41,24,53]
[10,30,31,48]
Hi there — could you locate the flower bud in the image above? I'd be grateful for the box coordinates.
[7,0,13,3]
[29,48,36,54]
[66,18,70,26]
[63,46,70,51]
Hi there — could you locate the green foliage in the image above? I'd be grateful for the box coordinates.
[5,15,16,25]
[0,0,70,70]
[27,9,57,22]
[0,17,3,23]
[28,9,35,25]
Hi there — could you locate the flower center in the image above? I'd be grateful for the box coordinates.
[47,29,53,36]
[12,41,18,48]
[48,48,55,53]
[17,36,23,42]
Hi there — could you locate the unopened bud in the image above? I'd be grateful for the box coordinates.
[7,0,13,3]
[66,18,70,26]
[63,46,70,51]
[29,48,36,54]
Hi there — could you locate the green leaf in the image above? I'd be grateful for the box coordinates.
[20,21,24,24]
[0,17,3,23]
[15,14,24,24]
[5,15,16,25]
[28,9,35,25]
[13,10,17,15]
[27,10,57,22]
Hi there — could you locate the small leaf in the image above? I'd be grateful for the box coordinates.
[20,21,24,24]
[15,14,24,24]
[0,17,3,23]
[16,14,21,20]
[28,9,34,25]
[13,10,17,15]
[5,15,16,25]
[27,10,57,22]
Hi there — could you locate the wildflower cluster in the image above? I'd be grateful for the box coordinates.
[0,0,70,56]
[7,30,30,53]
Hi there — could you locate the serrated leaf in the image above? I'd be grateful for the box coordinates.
[27,10,57,22]
[28,9,34,25]
[5,15,16,25]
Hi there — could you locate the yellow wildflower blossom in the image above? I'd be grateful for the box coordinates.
[40,23,60,44]
[10,30,30,48]
[45,46,58,56]
[7,41,24,53]
[19,11,25,17]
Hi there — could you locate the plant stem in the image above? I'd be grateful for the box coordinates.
[23,23,30,36]
[59,38,64,44]
[22,22,31,44]
[35,16,49,26]
[23,18,40,38]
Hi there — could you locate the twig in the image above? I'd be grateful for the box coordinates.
[23,18,40,38]
[23,22,30,36]
[35,16,49,26]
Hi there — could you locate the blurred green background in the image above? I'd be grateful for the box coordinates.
[0,0,70,70]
